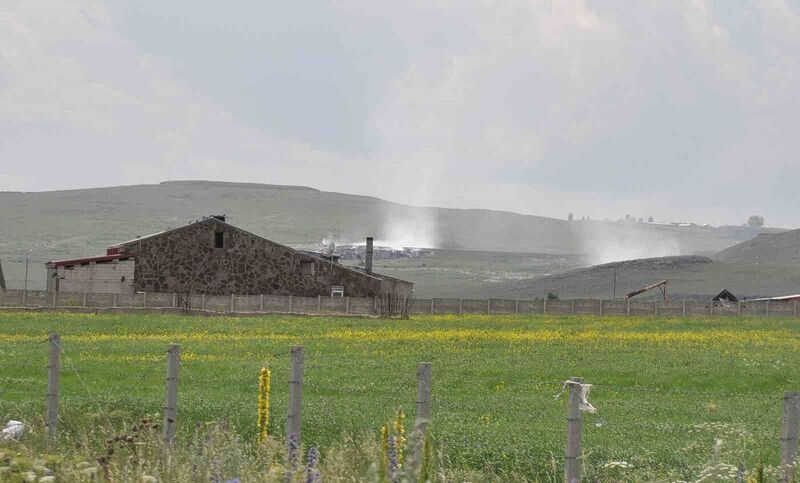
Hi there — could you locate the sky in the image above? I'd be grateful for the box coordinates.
[1,0,798,227]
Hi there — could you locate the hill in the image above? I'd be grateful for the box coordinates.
[0,180,775,290]
[715,228,800,265]
[508,255,800,300]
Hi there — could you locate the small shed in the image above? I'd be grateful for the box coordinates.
[712,289,738,305]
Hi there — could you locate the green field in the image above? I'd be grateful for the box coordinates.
[1,311,798,481]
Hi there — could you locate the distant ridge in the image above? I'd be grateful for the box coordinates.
[715,228,800,265]
[160,180,319,191]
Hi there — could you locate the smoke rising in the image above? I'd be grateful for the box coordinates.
[376,206,439,249]
[577,223,683,265]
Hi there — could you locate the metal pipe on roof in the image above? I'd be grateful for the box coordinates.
[365,237,374,273]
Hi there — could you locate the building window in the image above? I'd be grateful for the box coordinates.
[299,260,315,276]
[214,231,225,249]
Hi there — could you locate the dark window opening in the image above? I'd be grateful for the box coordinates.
[299,260,315,276]
[214,231,225,248]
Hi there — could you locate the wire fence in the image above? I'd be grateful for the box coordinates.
[0,335,797,481]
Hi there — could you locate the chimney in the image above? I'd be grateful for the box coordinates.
[365,237,374,273]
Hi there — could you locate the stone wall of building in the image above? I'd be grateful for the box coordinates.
[116,218,392,297]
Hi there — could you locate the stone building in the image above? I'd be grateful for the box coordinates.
[46,216,413,297]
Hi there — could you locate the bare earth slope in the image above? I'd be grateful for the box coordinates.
[508,256,800,300]
[715,228,800,265]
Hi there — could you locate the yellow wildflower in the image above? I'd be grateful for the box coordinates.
[257,366,271,442]
[394,407,406,466]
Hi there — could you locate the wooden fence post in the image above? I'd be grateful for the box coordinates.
[46,333,60,443]
[411,362,432,473]
[287,346,304,443]
[163,344,180,444]
[781,391,800,482]
[565,377,583,483]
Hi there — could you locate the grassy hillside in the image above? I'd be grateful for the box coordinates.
[509,255,800,300]
[715,228,800,265]
[1,311,796,480]
[0,180,774,291]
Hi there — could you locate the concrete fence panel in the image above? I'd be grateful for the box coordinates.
[461,299,489,315]
[489,298,517,315]
[262,295,291,312]
[291,296,319,314]
[24,290,51,307]
[517,299,544,314]
[320,296,347,314]
[146,293,175,308]
[202,294,230,313]
[769,300,794,317]
[602,301,627,316]
[55,291,84,307]
[545,300,571,315]
[409,299,432,315]
[0,289,23,306]
[629,301,656,316]
[571,299,598,316]
[432,298,460,315]
[86,293,114,308]
[657,303,684,317]
[115,293,144,308]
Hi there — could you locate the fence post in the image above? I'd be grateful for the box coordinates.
[781,391,800,482]
[112,293,117,308]
[345,296,350,314]
[430,298,435,314]
[565,377,583,483]
[163,344,180,444]
[172,293,177,308]
[51,291,57,308]
[412,362,432,473]
[738,300,742,317]
[682,300,687,317]
[82,292,87,308]
[515,299,519,315]
[231,293,235,313]
[795,300,798,318]
[201,293,206,310]
[21,288,26,307]
[487,299,491,315]
[654,302,658,317]
[458,299,463,315]
[598,299,603,317]
[287,346,304,444]
[766,301,771,317]
[543,298,548,315]
[46,333,60,443]
[260,294,264,312]
[571,299,575,315]
[710,300,714,317]
[626,299,631,316]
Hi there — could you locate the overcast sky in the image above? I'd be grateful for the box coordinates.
[1,0,798,227]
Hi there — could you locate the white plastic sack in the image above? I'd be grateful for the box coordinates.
[0,420,24,441]
[554,381,597,413]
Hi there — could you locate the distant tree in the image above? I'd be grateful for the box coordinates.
[546,292,559,301]
[568,212,574,222]
[747,215,765,228]
[648,216,654,223]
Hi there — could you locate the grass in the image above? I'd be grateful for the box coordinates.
[1,311,799,481]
